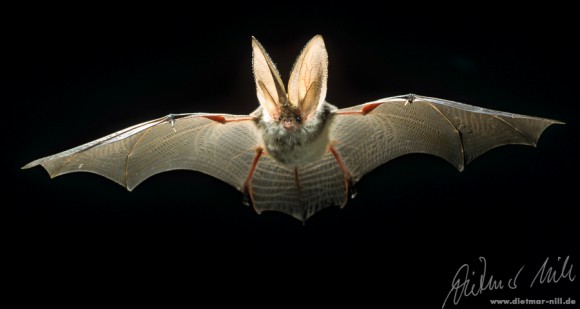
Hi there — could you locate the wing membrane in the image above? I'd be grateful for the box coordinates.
[331,95,562,181]
[23,114,260,191]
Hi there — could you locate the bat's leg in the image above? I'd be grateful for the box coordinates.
[348,180,358,199]
[328,145,358,200]
[242,148,263,207]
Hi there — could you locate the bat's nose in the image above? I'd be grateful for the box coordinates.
[283,119,295,131]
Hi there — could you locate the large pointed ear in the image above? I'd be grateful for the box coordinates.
[288,35,328,120]
[252,37,286,120]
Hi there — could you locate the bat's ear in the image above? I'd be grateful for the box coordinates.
[252,36,287,120]
[288,35,328,121]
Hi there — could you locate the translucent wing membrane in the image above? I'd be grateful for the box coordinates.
[23,114,260,191]
[331,95,562,182]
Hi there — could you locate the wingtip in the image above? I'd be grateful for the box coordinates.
[541,117,565,125]
[22,155,50,169]
[21,161,38,170]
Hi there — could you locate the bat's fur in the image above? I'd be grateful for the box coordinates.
[255,103,336,165]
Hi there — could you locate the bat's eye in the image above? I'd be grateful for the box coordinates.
[278,116,282,122]
[295,116,301,123]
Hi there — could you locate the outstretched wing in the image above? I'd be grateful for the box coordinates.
[23,110,347,221]
[330,94,563,183]
[22,113,260,192]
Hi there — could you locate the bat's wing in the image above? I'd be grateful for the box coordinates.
[22,113,260,192]
[22,110,335,221]
[330,94,563,183]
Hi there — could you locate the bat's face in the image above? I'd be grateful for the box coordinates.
[276,104,302,132]
[252,36,335,165]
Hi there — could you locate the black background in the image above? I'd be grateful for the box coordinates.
[8,4,578,307]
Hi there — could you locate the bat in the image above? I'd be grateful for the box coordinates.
[23,35,563,221]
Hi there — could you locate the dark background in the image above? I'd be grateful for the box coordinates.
[7,4,578,307]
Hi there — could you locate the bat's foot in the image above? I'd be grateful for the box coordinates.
[242,192,251,206]
[348,177,358,199]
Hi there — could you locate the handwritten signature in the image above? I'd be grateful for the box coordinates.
[442,256,575,308]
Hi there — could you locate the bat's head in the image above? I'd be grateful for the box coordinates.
[252,35,328,134]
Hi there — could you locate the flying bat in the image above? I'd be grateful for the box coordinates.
[23,35,563,221]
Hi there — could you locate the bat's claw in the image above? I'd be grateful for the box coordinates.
[402,93,416,106]
[242,191,251,206]
[348,178,358,199]
[167,114,177,132]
